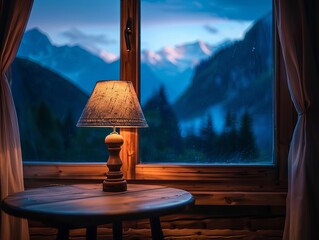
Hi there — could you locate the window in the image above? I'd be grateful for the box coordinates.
[13,0,120,162]
[21,0,292,203]
[119,0,291,195]
[139,0,274,164]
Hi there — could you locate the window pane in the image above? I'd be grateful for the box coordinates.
[140,0,274,164]
[12,0,120,162]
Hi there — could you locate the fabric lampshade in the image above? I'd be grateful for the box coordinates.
[77,80,148,128]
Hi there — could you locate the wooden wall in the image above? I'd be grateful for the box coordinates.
[29,205,285,239]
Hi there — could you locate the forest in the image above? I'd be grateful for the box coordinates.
[13,67,259,164]
[140,87,259,164]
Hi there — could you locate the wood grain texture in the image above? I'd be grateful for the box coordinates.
[24,178,287,206]
[28,205,285,239]
[193,191,286,205]
[135,165,279,181]
[20,183,285,240]
[23,163,106,179]
[120,0,141,181]
[2,184,194,229]
[23,163,287,190]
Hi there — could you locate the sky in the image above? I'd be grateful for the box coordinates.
[26,0,272,60]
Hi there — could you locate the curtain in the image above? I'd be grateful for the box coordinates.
[0,0,33,239]
[275,0,319,239]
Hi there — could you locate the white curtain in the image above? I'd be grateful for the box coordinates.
[275,0,319,239]
[0,0,33,239]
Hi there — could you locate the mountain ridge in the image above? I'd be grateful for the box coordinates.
[173,12,273,151]
[17,28,119,95]
[174,12,273,119]
[18,28,220,103]
[11,57,107,162]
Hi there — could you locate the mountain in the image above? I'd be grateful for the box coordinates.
[11,58,89,127]
[17,28,226,104]
[17,28,163,105]
[141,41,228,103]
[17,28,119,94]
[140,62,163,105]
[175,13,272,117]
[141,41,214,72]
[174,13,273,148]
[11,58,107,162]
[11,57,88,160]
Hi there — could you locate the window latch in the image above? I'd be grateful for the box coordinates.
[125,18,133,51]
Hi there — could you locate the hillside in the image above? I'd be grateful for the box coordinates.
[11,58,106,162]
[11,58,88,122]
[17,28,119,94]
[174,13,273,120]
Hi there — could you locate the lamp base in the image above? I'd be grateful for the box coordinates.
[103,179,127,192]
[103,131,127,192]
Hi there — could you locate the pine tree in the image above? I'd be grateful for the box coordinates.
[35,102,64,160]
[199,114,216,157]
[238,111,259,161]
[62,110,76,149]
[183,125,200,149]
[182,125,207,163]
[140,86,182,162]
[218,110,238,161]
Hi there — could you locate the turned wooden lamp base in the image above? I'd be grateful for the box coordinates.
[103,131,127,192]
[103,179,127,192]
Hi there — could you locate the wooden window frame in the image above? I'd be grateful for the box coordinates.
[24,0,293,205]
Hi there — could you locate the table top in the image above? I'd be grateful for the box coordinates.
[1,184,194,228]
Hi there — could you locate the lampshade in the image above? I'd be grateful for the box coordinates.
[77,80,148,128]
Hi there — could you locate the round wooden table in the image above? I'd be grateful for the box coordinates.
[1,184,194,240]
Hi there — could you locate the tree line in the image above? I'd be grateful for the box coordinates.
[140,86,259,163]
[18,102,107,162]
[18,86,259,164]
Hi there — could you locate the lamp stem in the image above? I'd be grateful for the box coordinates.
[103,131,127,192]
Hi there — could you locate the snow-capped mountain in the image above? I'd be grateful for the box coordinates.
[141,40,213,72]
[17,28,230,104]
[174,13,273,150]
[140,40,225,103]
[17,28,119,94]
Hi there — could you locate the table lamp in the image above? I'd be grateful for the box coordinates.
[77,80,148,192]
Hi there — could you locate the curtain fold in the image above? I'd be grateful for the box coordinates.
[275,0,319,239]
[0,0,33,239]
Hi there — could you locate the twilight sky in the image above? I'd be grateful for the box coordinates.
[27,0,271,60]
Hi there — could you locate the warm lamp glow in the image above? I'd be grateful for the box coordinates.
[77,80,148,192]
[77,80,147,128]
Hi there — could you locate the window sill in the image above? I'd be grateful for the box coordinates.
[135,163,277,181]
[23,162,106,180]
[23,162,287,206]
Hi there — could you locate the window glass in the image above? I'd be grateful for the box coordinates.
[140,0,274,164]
[12,0,120,162]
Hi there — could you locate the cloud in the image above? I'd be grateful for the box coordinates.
[142,0,271,22]
[31,0,271,30]
[29,0,119,27]
[143,0,168,2]
[100,50,119,63]
[60,28,115,54]
[204,25,218,34]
